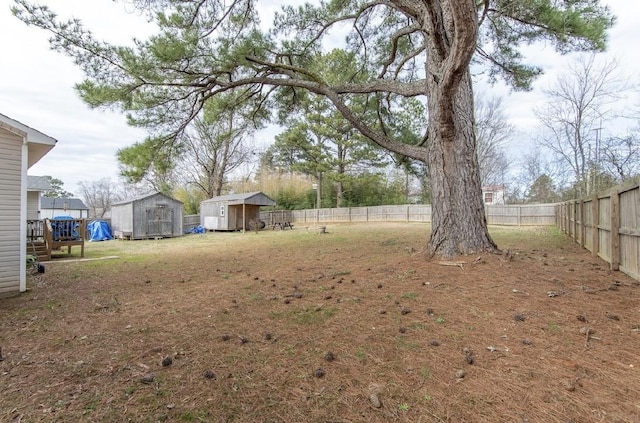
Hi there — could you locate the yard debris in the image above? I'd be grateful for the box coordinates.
[313,368,325,378]
[437,261,466,269]
[464,349,475,365]
[161,356,173,367]
[547,291,564,297]
[503,248,516,261]
[203,370,216,379]
[140,374,156,384]
[456,369,466,379]
[369,393,382,408]
[561,379,576,392]
[580,327,600,347]
[324,351,335,362]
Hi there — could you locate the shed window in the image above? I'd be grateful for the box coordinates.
[220,205,225,217]
[484,192,493,204]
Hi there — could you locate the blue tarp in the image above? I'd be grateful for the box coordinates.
[185,225,206,234]
[52,216,80,240]
[88,220,113,241]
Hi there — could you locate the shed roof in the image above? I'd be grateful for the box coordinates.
[111,191,183,206]
[41,197,89,210]
[27,175,54,192]
[0,112,57,167]
[202,191,276,206]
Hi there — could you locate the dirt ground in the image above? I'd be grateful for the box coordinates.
[1,223,639,422]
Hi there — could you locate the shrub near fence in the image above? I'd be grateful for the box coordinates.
[557,177,640,282]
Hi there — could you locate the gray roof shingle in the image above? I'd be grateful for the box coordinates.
[41,197,89,210]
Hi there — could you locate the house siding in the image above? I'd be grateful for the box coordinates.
[40,208,87,219]
[0,131,23,295]
[26,191,40,220]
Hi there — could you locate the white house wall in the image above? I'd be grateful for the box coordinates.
[40,208,86,219]
[0,130,23,295]
[26,191,40,220]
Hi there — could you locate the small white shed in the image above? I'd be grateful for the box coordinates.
[110,192,183,239]
[200,192,276,231]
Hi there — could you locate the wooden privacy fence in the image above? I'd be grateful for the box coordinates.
[557,178,640,281]
[183,214,200,232]
[259,203,557,226]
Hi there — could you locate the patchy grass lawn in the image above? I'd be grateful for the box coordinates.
[2,223,639,422]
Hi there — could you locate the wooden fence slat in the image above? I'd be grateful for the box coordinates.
[591,194,599,257]
[610,189,620,271]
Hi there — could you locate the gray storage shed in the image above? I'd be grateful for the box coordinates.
[200,192,275,231]
[111,192,183,239]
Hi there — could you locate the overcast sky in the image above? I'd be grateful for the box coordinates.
[1,0,638,195]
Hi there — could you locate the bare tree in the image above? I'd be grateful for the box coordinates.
[77,178,124,218]
[475,95,513,186]
[511,149,565,203]
[178,112,256,198]
[535,54,625,197]
[599,132,640,182]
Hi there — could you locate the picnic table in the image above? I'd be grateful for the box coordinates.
[271,221,294,230]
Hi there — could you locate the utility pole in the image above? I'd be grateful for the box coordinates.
[592,126,602,193]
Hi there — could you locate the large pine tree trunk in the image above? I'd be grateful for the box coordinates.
[420,1,497,258]
[426,70,497,257]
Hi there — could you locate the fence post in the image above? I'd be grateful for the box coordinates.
[610,189,620,271]
[591,194,599,257]
[579,199,586,247]
[517,206,522,226]
[406,205,410,222]
[573,200,580,243]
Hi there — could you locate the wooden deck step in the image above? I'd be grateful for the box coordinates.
[27,242,50,262]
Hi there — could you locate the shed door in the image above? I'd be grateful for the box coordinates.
[146,206,173,236]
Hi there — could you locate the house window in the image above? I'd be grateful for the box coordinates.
[484,192,493,204]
